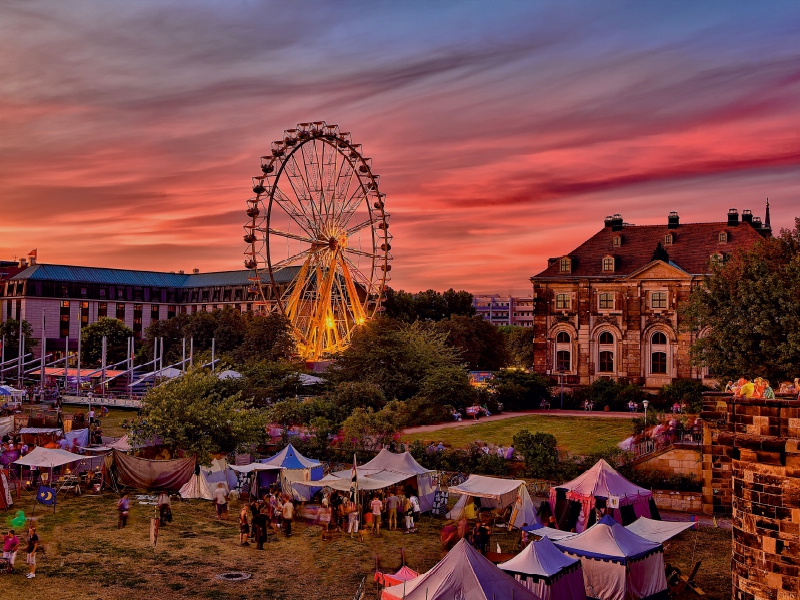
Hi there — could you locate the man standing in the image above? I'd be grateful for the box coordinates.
[369,495,383,534]
[385,491,399,531]
[212,483,228,520]
[408,493,421,533]
[25,525,38,579]
[282,496,294,537]
[3,529,19,573]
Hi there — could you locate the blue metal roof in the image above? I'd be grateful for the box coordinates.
[10,264,300,288]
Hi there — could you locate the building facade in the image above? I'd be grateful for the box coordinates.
[473,295,535,327]
[0,261,297,359]
[530,208,771,388]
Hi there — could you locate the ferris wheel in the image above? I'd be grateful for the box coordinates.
[243,121,392,360]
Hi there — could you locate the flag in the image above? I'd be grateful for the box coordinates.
[36,485,56,506]
[28,249,37,259]
[350,454,358,502]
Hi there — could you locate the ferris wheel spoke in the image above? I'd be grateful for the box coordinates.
[342,254,377,293]
[270,248,313,271]
[267,228,316,245]
[343,247,380,259]
[273,184,316,234]
[345,217,374,237]
[284,155,323,231]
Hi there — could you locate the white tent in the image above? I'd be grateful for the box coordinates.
[446,474,541,529]
[298,373,325,385]
[0,385,25,398]
[550,459,656,532]
[625,517,694,544]
[554,516,668,600]
[523,525,578,541]
[499,536,587,600]
[13,446,84,468]
[202,458,238,491]
[0,415,14,437]
[315,450,438,510]
[258,444,323,501]
[179,473,214,500]
[217,370,242,380]
[382,539,541,600]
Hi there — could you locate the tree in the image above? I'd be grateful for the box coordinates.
[680,219,800,381]
[381,287,475,323]
[435,315,509,370]
[512,430,560,479]
[382,288,418,322]
[136,368,266,464]
[488,370,552,411]
[329,318,462,401]
[234,313,295,364]
[240,360,305,406]
[411,365,476,423]
[659,379,708,413]
[81,317,134,366]
[499,326,535,368]
[0,319,38,359]
[340,401,408,452]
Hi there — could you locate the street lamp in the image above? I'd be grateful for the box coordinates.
[87,390,93,412]
[558,369,566,410]
[642,399,650,435]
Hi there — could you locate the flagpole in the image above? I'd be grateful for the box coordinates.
[40,309,45,401]
[77,333,81,397]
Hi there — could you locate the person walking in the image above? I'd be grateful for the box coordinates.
[239,505,250,546]
[347,499,361,539]
[25,525,38,579]
[282,496,294,537]
[212,483,228,520]
[117,493,131,528]
[157,491,172,526]
[408,493,421,533]
[2,529,19,573]
[318,498,332,539]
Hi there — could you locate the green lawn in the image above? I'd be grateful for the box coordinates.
[403,415,634,455]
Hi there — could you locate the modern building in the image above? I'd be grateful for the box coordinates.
[0,260,298,359]
[529,207,771,388]
[472,295,535,327]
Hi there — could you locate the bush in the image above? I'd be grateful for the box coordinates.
[573,379,647,411]
[658,379,708,413]
[619,467,701,492]
[513,430,559,479]
[488,370,553,411]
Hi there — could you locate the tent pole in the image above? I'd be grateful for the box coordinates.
[101,336,106,398]
[77,333,81,398]
[40,309,45,401]
[182,337,186,373]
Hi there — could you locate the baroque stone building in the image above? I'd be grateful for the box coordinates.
[530,208,770,388]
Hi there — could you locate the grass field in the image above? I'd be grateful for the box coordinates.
[1,493,731,600]
[402,415,634,455]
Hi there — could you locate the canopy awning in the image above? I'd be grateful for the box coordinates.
[228,463,285,474]
[522,525,578,541]
[625,518,694,544]
[554,515,662,563]
[20,428,61,435]
[13,446,84,468]
[449,474,527,499]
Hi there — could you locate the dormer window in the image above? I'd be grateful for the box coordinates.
[612,236,621,247]
[602,255,615,272]
[664,234,673,245]
[559,257,572,273]
[718,232,728,243]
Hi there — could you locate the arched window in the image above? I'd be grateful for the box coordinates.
[554,330,572,372]
[650,331,668,374]
[599,332,614,345]
[556,351,571,371]
[597,331,615,373]
[556,332,571,344]
[652,332,667,345]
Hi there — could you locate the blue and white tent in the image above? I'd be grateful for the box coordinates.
[258,443,323,501]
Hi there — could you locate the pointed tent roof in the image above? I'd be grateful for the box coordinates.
[557,459,651,500]
[382,539,541,600]
[554,515,661,564]
[499,536,581,578]
[359,449,433,476]
[259,443,321,470]
[13,446,84,468]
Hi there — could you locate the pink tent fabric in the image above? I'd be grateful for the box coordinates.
[382,539,541,600]
[113,450,195,491]
[499,536,586,600]
[550,459,652,532]
[375,565,419,587]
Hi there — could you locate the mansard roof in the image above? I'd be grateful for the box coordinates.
[533,221,765,279]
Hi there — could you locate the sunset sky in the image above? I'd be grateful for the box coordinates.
[2,1,799,295]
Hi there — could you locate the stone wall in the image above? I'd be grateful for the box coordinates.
[652,489,703,513]
[707,393,800,600]
[633,445,702,479]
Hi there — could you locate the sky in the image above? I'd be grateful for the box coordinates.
[1,1,800,295]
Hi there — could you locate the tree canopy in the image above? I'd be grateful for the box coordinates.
[681,219,800,381]
[0,319,38,359]
[382,287,475,322]
[81,317,134,366]
[135,368,266,464]
[434,315,509,370]
[499,326,535,368]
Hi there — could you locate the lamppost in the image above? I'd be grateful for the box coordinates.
[558,369,566,409]
[87,390,93,413]
[643,399,650,434]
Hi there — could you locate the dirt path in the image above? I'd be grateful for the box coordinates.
[402,409,638,435]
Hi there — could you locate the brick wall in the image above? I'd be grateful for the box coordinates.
[652,489,703,513]
[633,446,702,479]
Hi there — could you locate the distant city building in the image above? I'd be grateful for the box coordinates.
[472,295,534,327]
[530,207,771,389]
[0,259,298,359]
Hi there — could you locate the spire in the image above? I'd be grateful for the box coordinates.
[765,198,771,227]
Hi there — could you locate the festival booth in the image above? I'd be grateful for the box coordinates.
[179,471,214,500]
[382,539,539,600]
[625,518,694,544]
[499,536,586,600]
[256,443,323,501]
[553,515,668,600]
[202,457,238,492]
[110,449,196,491]
[19,427,62,447]
[228,462,285,500]
[446,474,541,529]
[353,449,438,511]
[14,446,85,490]
[550,459,658,533]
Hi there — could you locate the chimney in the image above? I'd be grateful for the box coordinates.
[727,208,739,226]
[193,268,200,274]
[179,270,184,274]
[752,216,762,228]
[28,256,36,265]
[610,214,624,231]
[667,211,679,229]
[741,210,753,224]
[18,258,27,267]
[604,215,614,228]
